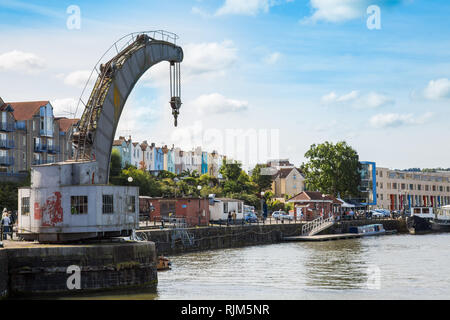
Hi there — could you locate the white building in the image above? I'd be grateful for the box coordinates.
[209,197,244,222]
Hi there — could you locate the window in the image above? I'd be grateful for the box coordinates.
[126,195,136,213]
[237,202,243,213]
[393,183,397,189]
[21,197,30,215]
[409,184,414,190]
[71,196,88,214]
[223,202,228,213]
[102,195,114,214]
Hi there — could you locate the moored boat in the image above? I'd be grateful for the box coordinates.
[349,224,386,236]
[431,205,450,232]
[406,207,433,234]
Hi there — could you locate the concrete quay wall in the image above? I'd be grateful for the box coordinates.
[138,219,407,256]
[0,250,8,298]
[1,241,157,299]
[138,223,305,256]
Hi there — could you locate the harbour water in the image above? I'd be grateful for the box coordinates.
[70,233,450,300]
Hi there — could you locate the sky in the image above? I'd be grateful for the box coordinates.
[1,0,450,171]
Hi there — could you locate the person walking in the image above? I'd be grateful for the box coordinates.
[232,210,236,225]
[1,210,11,240]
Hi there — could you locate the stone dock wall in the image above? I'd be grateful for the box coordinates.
[138,223,304,256]
[0,241,157,299]
[0,250,8,299]
[138,219,407,256]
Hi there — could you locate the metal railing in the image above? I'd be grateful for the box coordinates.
[0,139,14,149]
[0,122,15,132]
[47,145,60,154]
[34,143,47,152]
[0,156,14,166]
[302,216,335,236]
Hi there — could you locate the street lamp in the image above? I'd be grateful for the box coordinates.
[260,191,266,222]
[197,185,202,226]
[322,194,326,218]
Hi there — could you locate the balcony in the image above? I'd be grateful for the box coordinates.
[15,121,26,131]
[32,159,52,165]
[0,122,15,132]
[34,143,47,153]
[0,156,14,166]
[47,145,60,154]
[0,139,14,149]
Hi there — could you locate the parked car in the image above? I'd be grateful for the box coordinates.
[371,209,390,218]
[272,211,293,221]
[271,211,284,220]
[280,212,294,221]
[245,212,258,223]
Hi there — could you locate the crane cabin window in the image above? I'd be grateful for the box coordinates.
[21,197,30,215]
[126,196,136,213]
[102,195,114,214]
[71,196,88,214]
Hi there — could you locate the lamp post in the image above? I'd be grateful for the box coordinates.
[260,191,265,223]
[322,194,326,218]
[197,185,202,226]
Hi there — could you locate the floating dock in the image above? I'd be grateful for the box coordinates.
[283,230,397,242]
[283,233,363,242]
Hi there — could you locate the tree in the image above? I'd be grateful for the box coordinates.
[110,149,122,177]
[301,141,362,198]
[251,164,273,193]
[219,159,241,181]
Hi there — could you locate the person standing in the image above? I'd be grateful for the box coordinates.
[232,210,236,225]
[1,211,11,240]
[227,211,232,226]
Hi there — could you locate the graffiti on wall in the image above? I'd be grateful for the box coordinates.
[34,192,64,226]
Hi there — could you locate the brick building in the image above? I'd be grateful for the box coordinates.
[139,197,210,227]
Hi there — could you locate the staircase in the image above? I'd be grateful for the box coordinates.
[302,216,335,236]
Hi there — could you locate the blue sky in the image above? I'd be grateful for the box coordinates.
[1,0,450,170]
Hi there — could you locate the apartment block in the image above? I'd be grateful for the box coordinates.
[375,167,450,210]
[0,98,78,180]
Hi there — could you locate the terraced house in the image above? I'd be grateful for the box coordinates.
[0,98,78,181]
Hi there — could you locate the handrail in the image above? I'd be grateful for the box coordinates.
[302,215,335,236]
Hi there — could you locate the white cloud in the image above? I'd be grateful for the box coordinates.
[263,52,281,64]
[142,40,238,87]
[63,70,92,88]
[0,50,45,73]
[50,98,79,117]
[302,0,367,24]
[191,93,249,114]
[423,78,450,100]
[216,0,272,16]
[369,112,433,128]
[321,90,394,109]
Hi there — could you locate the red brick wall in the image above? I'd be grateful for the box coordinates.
[140,197,210,226]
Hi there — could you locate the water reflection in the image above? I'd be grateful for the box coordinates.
[300,240,369,290]
[57,233,450,299]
